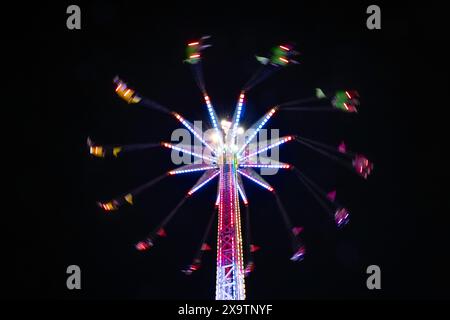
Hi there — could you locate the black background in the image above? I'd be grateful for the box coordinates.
[7,1,449,300]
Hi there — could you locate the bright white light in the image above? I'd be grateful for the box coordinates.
[210,132,220,143]
[221,119,232,131]
[237,127,245,135]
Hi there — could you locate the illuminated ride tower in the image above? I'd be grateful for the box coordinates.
[215,104,246,300]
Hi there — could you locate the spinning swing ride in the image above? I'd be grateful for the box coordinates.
[89,36,373,300]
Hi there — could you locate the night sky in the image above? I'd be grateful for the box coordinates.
[8,1,449,300]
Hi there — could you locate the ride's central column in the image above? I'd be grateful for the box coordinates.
[216,152,245,300]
